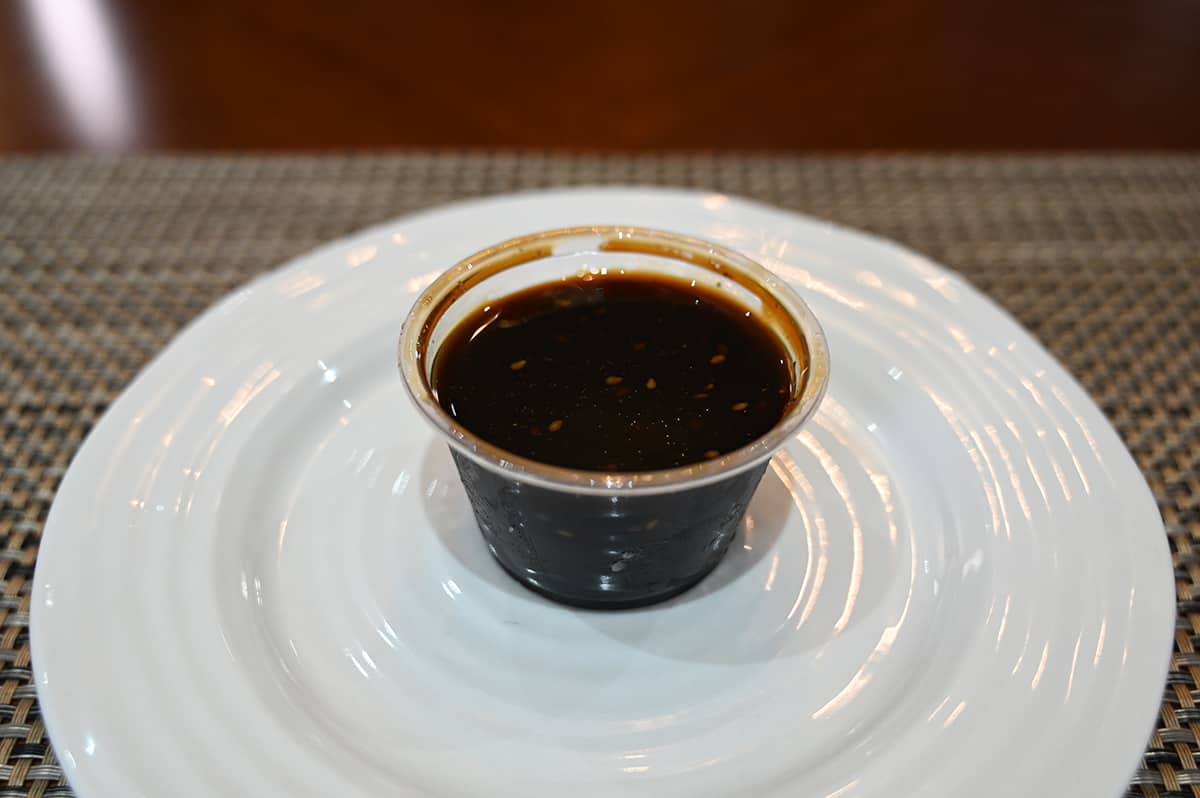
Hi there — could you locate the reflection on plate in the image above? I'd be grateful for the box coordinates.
[32,189,1172,798]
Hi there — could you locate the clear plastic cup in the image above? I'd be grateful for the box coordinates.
[399,226,829,608]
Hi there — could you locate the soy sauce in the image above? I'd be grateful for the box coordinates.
[432,273,795,472]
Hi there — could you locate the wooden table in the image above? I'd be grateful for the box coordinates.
[1,0,1197,152]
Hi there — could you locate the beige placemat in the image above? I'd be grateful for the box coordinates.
[1,154,1197,797]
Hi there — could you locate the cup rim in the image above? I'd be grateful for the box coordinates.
[398,226,830,496]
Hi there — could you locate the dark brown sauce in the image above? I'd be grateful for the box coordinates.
[432,273,796,471]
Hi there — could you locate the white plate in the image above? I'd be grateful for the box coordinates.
[32,189,1172,798]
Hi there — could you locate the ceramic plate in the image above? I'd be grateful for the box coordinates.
[32,189,1173,797]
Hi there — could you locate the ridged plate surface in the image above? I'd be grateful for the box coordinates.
[31,189,1173,798]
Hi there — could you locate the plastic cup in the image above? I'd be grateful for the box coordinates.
[399,226,829,608]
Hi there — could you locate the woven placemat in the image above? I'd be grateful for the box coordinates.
[0,154,1197,796]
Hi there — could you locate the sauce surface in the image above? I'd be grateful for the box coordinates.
[432,273,795,471]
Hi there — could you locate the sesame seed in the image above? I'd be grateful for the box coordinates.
[732,402,749,411]
[693,392,709,399]
[632,342,647,351]
[704,449,720,459]
[605,375,624,385]
[510,359,527,371]
[710,354,727,365]
[548,419,564,432]
[645,378,657,390]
